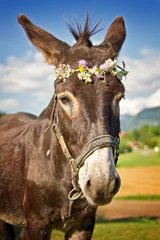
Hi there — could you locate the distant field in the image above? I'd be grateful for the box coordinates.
[117,151,160,168]
[51,219,160,240]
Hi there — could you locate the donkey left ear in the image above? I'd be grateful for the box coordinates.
[101,16,126,55]
[17,15,70,66]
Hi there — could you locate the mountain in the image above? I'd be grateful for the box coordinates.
[120,106,160,132]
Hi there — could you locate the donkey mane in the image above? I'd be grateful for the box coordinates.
[65,13,103,47]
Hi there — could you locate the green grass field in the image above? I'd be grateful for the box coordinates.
[117,151,160,168]
[51,218,160,240]
[93,219,160,240]
[115,195,160,200]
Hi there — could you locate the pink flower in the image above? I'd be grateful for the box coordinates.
[78,59,88,68]
[99,63,109,71]
[95,72,104,79]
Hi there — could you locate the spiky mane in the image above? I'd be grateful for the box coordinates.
[65,13,103,45]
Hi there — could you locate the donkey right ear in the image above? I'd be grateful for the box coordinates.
[101,16,126,56]
[17,15,70,66]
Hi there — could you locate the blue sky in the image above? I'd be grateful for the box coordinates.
[0,0,160,115]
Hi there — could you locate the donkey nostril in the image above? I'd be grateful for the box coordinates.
[87,180,91,187]
[112,176,121,195]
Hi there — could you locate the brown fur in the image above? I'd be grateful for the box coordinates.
[0,14,126,239]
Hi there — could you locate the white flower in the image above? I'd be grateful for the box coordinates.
[86,77,93,82]
[78,71,93,83]
[105,58,116,69]
[89,66,97,74]
[77,72,84,80]
[55,64,73,81]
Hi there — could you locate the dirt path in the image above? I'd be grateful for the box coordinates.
[116,166,160,196]
[97,166,160,220]
[97,200,160,220]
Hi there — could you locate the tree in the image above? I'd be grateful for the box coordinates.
[0,111,6,117]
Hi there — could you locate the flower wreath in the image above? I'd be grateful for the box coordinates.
[55,58,128,83]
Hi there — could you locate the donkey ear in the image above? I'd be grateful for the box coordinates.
[17,15,70,66]
[101,16,126,55]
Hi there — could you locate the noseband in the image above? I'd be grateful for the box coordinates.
[49,94,120,201]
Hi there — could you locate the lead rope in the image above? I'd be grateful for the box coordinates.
[52,122,84,217]
[52,123,84,200]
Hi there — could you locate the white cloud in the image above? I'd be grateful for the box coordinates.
[0,52,54,95]
[120,49,160,96]
[0,98,20,112]
[0,52,55,114]
[147,89,160,108]
[119,48,160,115]
[92,39,102,45]
[120,88,160,115]
[120,98,144,115]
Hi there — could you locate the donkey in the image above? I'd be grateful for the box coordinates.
[0,13,126,239]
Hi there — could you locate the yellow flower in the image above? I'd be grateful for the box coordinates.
[110,70,116,76]
[78,66,85,72]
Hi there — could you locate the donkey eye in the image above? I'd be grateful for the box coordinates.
[59,96,70,105]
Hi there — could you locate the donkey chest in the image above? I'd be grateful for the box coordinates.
[55,200,96,233]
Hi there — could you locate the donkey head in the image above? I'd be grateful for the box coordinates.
[18,14,126,206]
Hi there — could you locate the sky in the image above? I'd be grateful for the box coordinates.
[0,0,160,116]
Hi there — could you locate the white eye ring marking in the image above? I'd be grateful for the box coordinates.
[57,91,80,118]
[112,92,124,115]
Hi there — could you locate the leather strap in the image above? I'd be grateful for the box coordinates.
[75,135,119,170]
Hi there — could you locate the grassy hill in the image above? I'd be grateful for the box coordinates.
[117,151,160,168]
[121,106,160,132]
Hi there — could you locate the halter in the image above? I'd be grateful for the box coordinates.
[50,94,120,201]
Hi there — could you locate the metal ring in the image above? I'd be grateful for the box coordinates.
[68,188,83,201]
